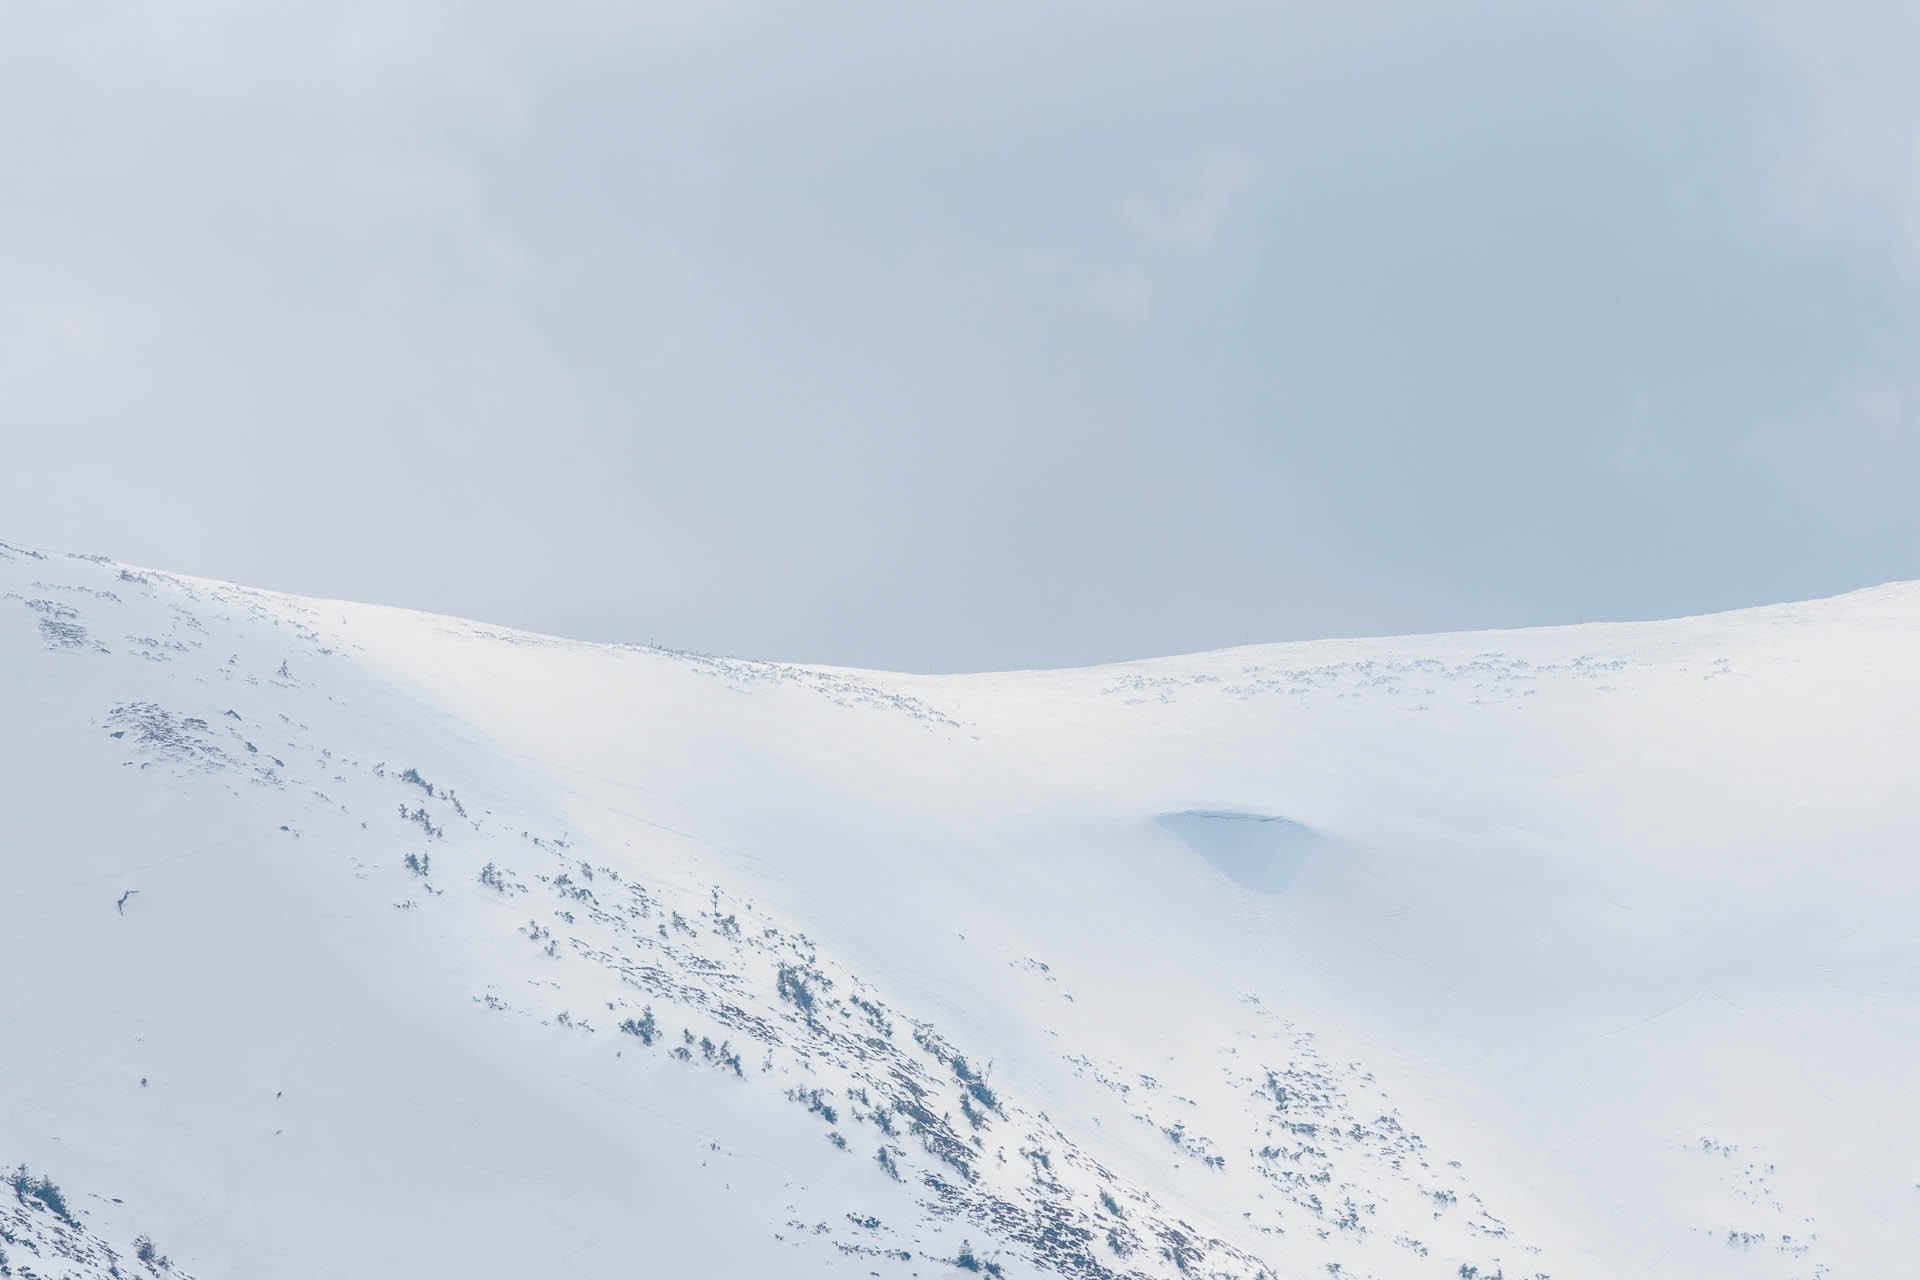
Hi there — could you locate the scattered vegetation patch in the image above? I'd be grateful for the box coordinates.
[134,1232,173,1270]
[8,1164,75,1225]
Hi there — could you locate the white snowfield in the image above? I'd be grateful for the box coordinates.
[2,538,1914,1280]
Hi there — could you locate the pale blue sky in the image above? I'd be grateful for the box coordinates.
[5,2,1918,670]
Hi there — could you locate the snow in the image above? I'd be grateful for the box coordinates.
[2,536,1915,1279]
[1155,812,1329,892]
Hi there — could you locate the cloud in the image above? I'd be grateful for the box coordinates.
[1122,145,1267,256]
[4,2,1920,670]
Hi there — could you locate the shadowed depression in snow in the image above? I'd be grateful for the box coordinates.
[1157,810,1330,893]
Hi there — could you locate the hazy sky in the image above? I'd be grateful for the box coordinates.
[5,2,1919,671]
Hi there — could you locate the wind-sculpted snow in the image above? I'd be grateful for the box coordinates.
[1098,652,1633,710]
[1,541,1912,1279]
[431,615,963,728]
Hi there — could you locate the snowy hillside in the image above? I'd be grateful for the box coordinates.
[2,537,1915,1280]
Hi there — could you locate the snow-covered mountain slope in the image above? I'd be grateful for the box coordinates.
[3,538,1915,1280]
